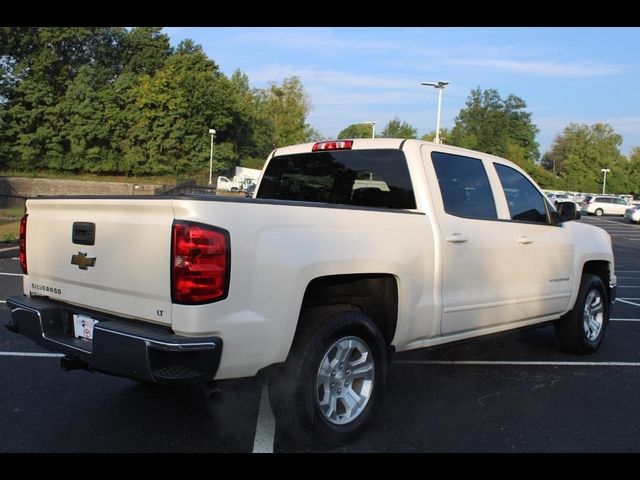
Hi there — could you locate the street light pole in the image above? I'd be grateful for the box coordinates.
[362,121,377,138]
[601,168,610,194]
[208,128,216,188]
[421,81,449,144]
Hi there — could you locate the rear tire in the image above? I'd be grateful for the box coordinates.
[555,274,608,354]
[595,208,604,216]
[269,309,387,446]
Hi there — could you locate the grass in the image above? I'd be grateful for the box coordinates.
[0,170,179,185]
[0,207,24,218]
[0,221,19,242]
[0,207,23,242]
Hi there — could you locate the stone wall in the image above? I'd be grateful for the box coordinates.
[0,176,164,198]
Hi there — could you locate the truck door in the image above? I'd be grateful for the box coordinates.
[422,147,517,335]
[490,162,574,321]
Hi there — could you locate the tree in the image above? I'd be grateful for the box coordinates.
[0,28,315,177]
[449,88,540,162]
[121,27,171,76]
[629,147,640,194]
[337,123,373,139]
[420,128,451,143]
[126,44,237,176]
[380,118,417,139]
[541,123,628,193]
[259,76,313,148]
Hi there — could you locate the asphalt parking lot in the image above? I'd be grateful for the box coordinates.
[1,215,640,452]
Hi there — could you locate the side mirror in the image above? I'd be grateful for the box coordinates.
[556,201,581,222]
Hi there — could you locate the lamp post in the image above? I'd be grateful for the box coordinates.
[208,128,216,188]
[601,168,610,194]
[363,121,377,138]
[421,81,449,144]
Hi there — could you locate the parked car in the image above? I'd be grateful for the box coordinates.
[581,195,630,216]
[625,205,640,223]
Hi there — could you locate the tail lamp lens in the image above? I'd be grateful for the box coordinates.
[19,214,27,274]
[172,221,230,304]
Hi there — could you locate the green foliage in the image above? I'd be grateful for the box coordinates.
[337,123,374,139]
[379,117,417,139]
[541,123,637,193]
[420,128,451,143]
[1,232,18,242]
[0,28,315,177]
[258,76,314,147]
[449,88,540,162]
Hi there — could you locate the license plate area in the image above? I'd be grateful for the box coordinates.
[73,314,99,341]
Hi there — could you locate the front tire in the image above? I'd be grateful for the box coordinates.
[269,309,387,446]
[555,274,609,354]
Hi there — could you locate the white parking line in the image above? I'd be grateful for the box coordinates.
[611,318,640,322]
[618,299,640,307]
[0,300,5,303]
[0,272,23,277]
[0,352,63,357]
[252,384,275,453]
[395,360,640,366]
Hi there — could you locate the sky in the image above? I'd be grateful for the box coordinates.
[163,27,640,156]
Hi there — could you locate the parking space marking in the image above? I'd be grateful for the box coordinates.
[0,352,63,358]
[611,318,640,322]
[395,360,640,366]
[0,300,5,303]
[252,384,275,454]
[618,299,640,307]
[0,272,22,277]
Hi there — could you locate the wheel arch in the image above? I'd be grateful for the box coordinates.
[297,273,399,347]
[582,260,612,302]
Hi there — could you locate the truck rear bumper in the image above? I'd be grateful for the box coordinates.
[5,295,222,385]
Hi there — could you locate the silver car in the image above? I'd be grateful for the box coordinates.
[625,205,640,223]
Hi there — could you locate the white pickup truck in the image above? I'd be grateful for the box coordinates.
[6,139,616,446]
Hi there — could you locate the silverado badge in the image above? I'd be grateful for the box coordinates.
[71,252,96,270]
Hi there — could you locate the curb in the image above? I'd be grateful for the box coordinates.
[0,245,19,258]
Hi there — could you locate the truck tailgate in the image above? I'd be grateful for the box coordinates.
[24,198,175,325]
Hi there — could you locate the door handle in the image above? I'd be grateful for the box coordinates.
[517,236,534,244]
[446,233,468,243]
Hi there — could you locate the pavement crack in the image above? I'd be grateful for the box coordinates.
[530,379,562,391]
[478,388,512,407]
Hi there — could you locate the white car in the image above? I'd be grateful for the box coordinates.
[581,195,630,216]
[625,205,640,223]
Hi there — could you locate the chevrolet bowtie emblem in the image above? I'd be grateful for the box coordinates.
[71,252,96,270]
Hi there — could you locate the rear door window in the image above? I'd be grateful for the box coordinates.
[431,151,497,220]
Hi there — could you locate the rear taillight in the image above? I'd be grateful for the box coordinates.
[19,214,27,274]
[312,140,353,151]
[171,221,230,304]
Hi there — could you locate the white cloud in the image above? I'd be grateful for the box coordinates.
[248,65,420,91]
[204,27,405,55]
[448,58,624,77]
